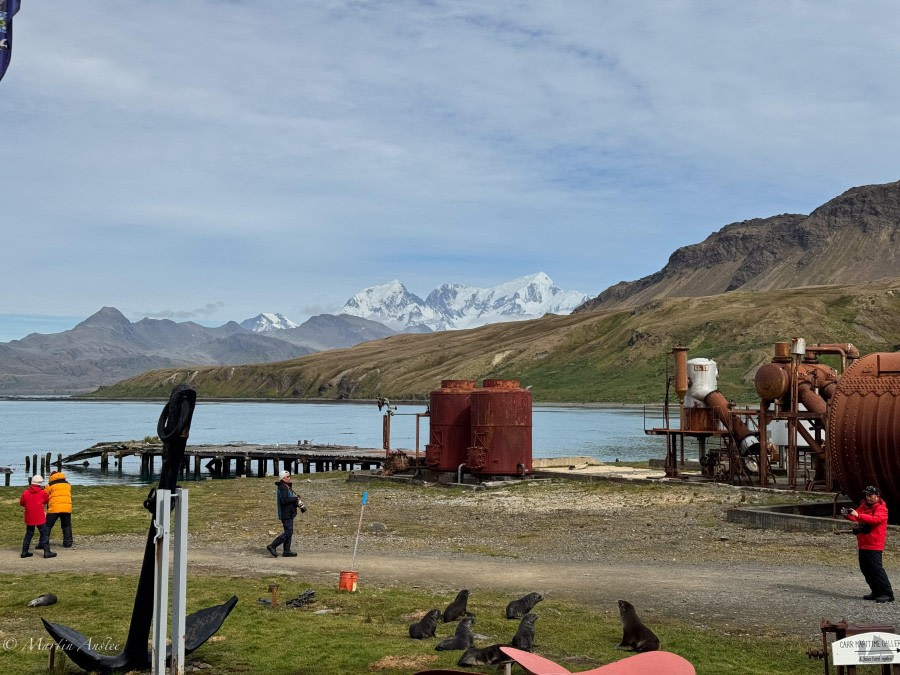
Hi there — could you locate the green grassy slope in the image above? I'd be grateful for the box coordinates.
[86,278,900,403]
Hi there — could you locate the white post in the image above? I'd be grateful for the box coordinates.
[152,489,171,675]
[171,489,188,675]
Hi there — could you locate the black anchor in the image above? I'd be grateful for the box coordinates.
[42,384,238,673]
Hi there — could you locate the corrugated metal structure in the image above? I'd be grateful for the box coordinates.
[828,352,900,508]
[425,380,476,472]
[467,379,532,476]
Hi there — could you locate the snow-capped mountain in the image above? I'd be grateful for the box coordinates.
[340,272,588,331]
[239,312,299,332]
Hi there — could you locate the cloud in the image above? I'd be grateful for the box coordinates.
[3,1,899,329]
[141,302,226,321]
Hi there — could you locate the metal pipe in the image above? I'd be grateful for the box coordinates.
[673,347,689,402]
[704,390,759,456]
[458,463,466,485]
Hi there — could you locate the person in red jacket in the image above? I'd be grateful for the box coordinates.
[19,475,57,559]
[844,485,893,603]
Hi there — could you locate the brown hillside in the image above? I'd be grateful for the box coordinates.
[577,180,900,311]
[88,278,900,403]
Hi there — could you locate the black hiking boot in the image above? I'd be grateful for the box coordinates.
[43,548,57,559]
[21,549,33,558]
[266,544,278,557]
[282,550,298,557]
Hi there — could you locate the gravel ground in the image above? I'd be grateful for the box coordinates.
[11,473,900,648]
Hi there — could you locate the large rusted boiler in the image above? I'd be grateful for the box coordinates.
[827,352,900,508]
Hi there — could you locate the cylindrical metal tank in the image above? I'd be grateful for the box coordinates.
[828,353,900,512]
[425,380,476,472]
[467,379,532,475]
[685,358,718,402]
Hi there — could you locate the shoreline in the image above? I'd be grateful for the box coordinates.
[3,395,665,409]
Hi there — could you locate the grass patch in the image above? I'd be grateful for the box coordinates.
[0,572,823,674]
[0,478,847,673]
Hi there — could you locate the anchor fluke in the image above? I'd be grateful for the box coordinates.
[181,595,239,653]
[41,619,128,674]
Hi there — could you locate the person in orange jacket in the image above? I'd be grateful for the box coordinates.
[19,475,57,558]
[844,485,894,603]
[44,469,73,548]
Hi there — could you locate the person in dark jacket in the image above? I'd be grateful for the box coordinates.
[266,470,304,558]
[19,475,57,558]
[44,470,73,548]
[844,485,894,602]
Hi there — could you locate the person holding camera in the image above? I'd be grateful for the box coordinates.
[266,470,306,558]
[843,485,894,603]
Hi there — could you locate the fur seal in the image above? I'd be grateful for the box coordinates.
[443,588,470,622]
[409,609,442,639]
[457,643,508,667]
[505,592,543,619]
[435,616,476,651]
[27,593,58,608]
[510,612,538,651]
[616,600,659,653]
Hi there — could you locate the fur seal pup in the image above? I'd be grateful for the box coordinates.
[457,643,508,667]
[435,616,476,651]
[616,600,659,653]
[409,609,442,639]
[505,592,543,619]
[443,588,470,622]
[510,612,538,651]
[27,593,58,608]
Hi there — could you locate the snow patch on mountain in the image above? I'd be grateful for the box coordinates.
[340,272,588,331]
[239,312,299,332]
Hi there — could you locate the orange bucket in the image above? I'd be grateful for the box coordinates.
[339,570,358,592]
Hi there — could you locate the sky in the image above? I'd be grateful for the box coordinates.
[2,1,899,342]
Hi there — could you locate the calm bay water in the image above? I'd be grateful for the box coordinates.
[0,400,667,486]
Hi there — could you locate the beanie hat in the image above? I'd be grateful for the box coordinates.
[865,485,881,496]
[280,470,290,481]
[31,475,44,485]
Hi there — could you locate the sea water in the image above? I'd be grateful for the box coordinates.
[0,399,667,485]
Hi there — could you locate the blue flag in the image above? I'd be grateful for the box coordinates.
[0,0,22,84]
[361,491,368,505]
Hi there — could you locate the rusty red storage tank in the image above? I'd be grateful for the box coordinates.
[467,379,532,475]
[425,380,476,472]
[827,352,900,515]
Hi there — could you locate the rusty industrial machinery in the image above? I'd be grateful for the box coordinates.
[378,379,534,482]
[649,339,900,511]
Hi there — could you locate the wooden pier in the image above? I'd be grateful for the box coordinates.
[59,440,393,478]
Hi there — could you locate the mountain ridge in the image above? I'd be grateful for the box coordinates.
[577,181,900,311]
[0,309,388,395]
[340,272,587,331]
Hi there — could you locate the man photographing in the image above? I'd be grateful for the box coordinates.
[843,485,894,603]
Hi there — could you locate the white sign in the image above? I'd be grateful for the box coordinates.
[833,631,900,666]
